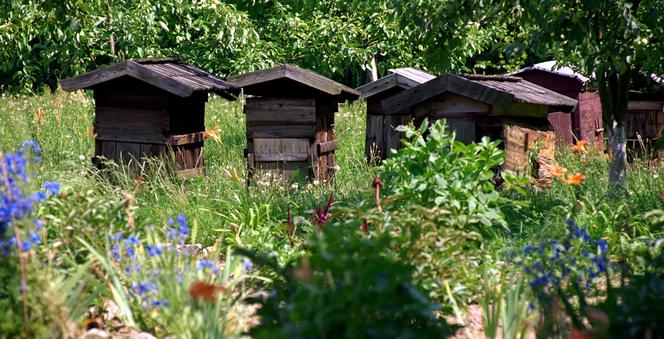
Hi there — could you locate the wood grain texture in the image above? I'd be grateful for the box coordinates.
[95,106,169,144]
[168,132,206,145]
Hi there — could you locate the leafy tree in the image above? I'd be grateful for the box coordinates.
[0,0,266,93]
[516,0,664,197]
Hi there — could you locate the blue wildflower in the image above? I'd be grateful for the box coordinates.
[22,240,32,251]
[29,232,40,245]
[111,244,121,263]
[146,244,162,257]
[22,141,41,154]
[42,182,60,196]
[33,219,44,230]
[241,258,253,273]
[598,239,608,255]
[197,259,219,274]
[522,245,535,255]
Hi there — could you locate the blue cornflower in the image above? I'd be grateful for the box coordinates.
[522,245,535,255]
[177,215,189,238]
[22,240,32,251]
[110,232,123,241]
[167,218,175,226]
[197,259,219,274]
[42,182,60,196]
[126,236,139,245]
[598,239,608,255]
[32,191,46,203]
[111,244,121,263]
[241,258,253,273]
[149,300,169,308]
[125,243,136,258]
[146,244,163,257]
[29,232,40,245]
[22,140,41,154]
[33,219,44,230]
[166,228,177,240]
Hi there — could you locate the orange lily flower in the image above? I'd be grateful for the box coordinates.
[570,140,588,154]
[189,281,225,303]
[566,173,587,185]
[551,166,567,178]
[203,126,221,143]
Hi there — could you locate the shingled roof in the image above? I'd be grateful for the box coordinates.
[60,59,239,99]
[357,67,435,100]
[382,74,578,115]
[228,63,359,101]
[508,60,590,83]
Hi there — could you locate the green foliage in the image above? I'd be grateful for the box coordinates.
[381,119,510,233]
[243,226,457,339]
[480,267,536,339]
[0,0,266,93]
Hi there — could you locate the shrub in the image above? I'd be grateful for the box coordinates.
[380,119,511,234]
[242,225,457,339]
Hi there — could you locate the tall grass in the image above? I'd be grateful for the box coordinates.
[0,91,374,263]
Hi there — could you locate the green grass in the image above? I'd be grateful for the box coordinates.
[0,90,375,263]
[2,91,664,337]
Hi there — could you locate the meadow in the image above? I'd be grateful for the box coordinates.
[1,90,664,338]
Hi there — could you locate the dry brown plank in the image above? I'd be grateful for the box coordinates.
[98,141,117,162]
[177,167,205,178]
[126,60,192,97]
[60,61,129,91]
[247,125,316,138]
[95,106,169,143]
[168,132,206,145]
[255,153,309,161]
[317,140,338,154]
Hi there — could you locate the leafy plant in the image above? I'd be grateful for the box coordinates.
[242,225,457,338]
[381,119,512,234]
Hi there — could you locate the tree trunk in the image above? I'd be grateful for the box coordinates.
[369,55,379,82]
[608,122,628,198]
[597,64,631,199]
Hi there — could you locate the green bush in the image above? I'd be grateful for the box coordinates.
[380,119,511,235]
[242,226,457,339]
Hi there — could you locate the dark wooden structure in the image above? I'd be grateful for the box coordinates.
[512,61,664,158]
[381,74,577,173]
[228,64,359,182]
[61,59,238,176]
[508,61,600,148]
[357,68,435,161]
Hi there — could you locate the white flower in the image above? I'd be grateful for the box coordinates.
[79,155,86,161]
[313,180,320,185]
[290,182,300,190]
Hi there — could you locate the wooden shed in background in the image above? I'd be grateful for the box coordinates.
[61,59,238,176]
[512,61,664,159]
[357,68,435,162]
[228,64,359,182]
[381,74,577,174]
[508,61,602,148]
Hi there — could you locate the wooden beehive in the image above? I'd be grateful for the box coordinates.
[60,59,238,176]
[381,74,578,174]
[357,68,435,162]
[228,64,359,182]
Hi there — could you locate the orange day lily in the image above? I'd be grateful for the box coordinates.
[566,173,587,185]
[570,140,588,154]
[203,126,221,143]
[551,165,567,178]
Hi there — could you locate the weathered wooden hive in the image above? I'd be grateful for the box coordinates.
[228,64,359,182]
[508,61,601,148]
[357,68,435,162]
[60,59,238,176]
[381,74,578,173]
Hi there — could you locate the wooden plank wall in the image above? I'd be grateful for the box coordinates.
[246,98,320,181]
[503,123,556,174]
[625,109,664,159]
[93,85,206,173]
